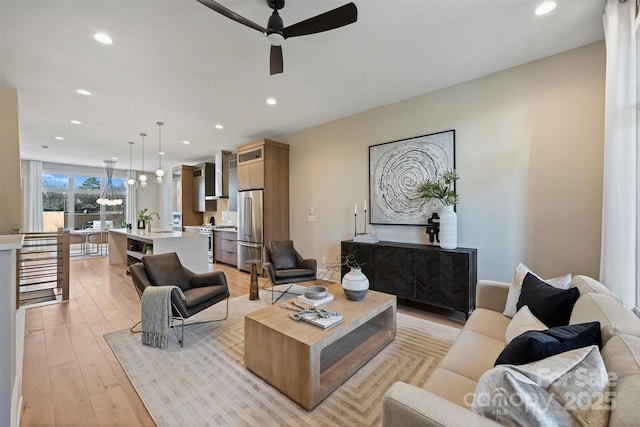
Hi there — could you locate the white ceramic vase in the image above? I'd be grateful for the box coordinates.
[439,205,457,249]
[341,267,369,301]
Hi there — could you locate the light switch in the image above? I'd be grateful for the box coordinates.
[307,215,317,223]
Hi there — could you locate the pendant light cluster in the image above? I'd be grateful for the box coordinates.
[97,160,123,205]
[123,121,165,188]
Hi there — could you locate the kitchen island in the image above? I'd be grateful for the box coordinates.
[108,229,208,273]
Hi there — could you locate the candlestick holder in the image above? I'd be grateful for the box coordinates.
[354,213,357,237]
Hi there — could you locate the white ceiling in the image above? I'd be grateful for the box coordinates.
[1,0,606,171]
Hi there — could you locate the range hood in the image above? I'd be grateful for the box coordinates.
[210,150,232,200]
[193,151,232,212]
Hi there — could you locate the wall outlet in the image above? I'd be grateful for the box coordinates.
[307,215,317,223]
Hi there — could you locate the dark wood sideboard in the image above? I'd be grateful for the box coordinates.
[341,240,478,318]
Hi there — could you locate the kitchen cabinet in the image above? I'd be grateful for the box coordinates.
[236,139,289,247]
[214,230,237,266]
[341,240,477,318]
[237,146,264,191]
[172,165,201,226]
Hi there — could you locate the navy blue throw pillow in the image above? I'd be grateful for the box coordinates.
[495,321,602,366]
[516,272,580,327]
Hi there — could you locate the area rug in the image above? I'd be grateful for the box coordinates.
[104,293,460,427]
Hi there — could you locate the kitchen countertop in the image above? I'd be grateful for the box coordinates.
[183,225,238,231]
[109,228,204,239]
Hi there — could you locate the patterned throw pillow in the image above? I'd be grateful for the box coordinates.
[473,346,610,427]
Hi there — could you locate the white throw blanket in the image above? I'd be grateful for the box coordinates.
[141,285,185,348]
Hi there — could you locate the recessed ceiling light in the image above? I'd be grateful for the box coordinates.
[111,157,118,160]
[159,152,165,156]
[76,89,91,96]
[535,1,556,16]
[215,124,223,130]
[182,140,190,145]
[94,33,113,45]
[266,97,277,106]
[70,120,82,125]
[54,136,64,140]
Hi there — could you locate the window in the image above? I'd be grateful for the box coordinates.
[42,171,127,231]
[42,173,69,231]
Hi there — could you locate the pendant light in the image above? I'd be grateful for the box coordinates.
[155,121,164,184]
[96,160,123,205]
[139,132,148,188]
[126,141,138,188]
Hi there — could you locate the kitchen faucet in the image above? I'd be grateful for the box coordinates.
[147,212,160,232]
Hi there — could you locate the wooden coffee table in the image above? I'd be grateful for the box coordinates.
[244,283,396,410]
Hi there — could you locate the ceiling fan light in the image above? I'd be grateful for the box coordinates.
[266,32,284,46]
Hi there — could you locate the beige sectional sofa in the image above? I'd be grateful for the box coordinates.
[382,275,640,426]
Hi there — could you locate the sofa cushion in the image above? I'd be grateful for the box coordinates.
[423,368,478,410]
[608,375,640,427]
[570,292,640,344]
[495,322,602,366]
[601,333,640,380]
[473,345,609,427]
[438,330,506,382]
[570,275,622,303]
[463,308,511,343]
[601,334,640,425]
[503,262,571,318]
[505,306,547,344]
[517,272,580,327]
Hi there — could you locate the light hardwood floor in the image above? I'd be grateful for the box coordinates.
[21,257,462,427]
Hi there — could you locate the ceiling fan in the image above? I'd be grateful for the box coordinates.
[196,0,358,75]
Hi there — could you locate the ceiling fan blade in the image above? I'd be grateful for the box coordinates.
[196,0,266,34]
[282,2,357,39]
[270,45,283,75]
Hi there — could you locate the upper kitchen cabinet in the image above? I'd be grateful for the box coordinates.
[172,165,201,226]
[237,139,289,192]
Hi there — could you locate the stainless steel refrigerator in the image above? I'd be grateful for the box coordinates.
[237,189,264,273]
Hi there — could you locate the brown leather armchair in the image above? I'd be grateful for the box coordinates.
[263,240,317,304]
[129,252,229,346]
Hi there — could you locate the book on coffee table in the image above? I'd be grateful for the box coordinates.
[297,293,334,307]
[300,314,343,330]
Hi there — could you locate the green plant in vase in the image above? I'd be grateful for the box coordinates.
[417,169,459,249]
[416,169,459,206]
[137,208,150,230]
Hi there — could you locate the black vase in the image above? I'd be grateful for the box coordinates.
[137,220,145,230]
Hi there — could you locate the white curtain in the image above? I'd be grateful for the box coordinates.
[23,160,44,232]
[600,0,637,309]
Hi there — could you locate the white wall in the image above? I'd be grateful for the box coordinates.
[283,42,605,282]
